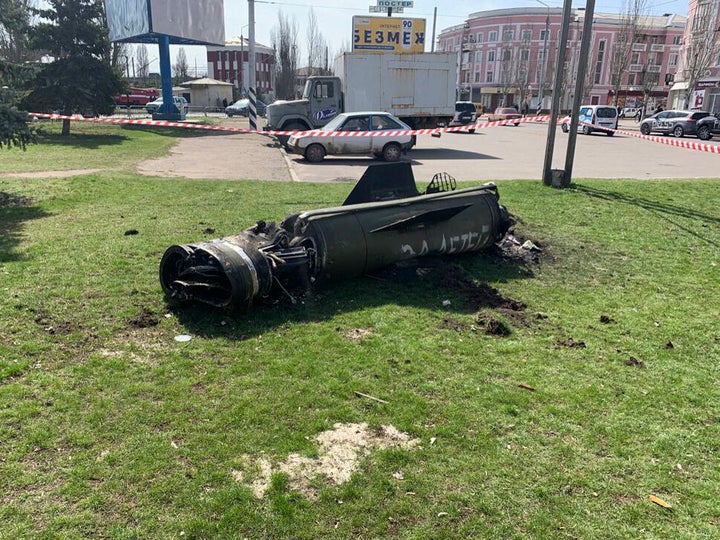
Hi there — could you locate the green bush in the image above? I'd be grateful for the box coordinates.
[0,104,36,150]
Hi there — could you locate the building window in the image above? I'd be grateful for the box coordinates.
[475,71,480,82]
[631,53,639,64]
[540,29,549,40]
[521,49,529,61]
[669,53,678,66]
[503,49,511,61]
[489,31,498,42]
[594,40,605,85]
[486,71,493,83]
[476,32,483,43]
[488,50,495,62]
[628,73,636,85]
[522,29,532,41]
[502,29,514,41]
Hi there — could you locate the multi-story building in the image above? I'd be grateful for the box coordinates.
[668,0,720,112]
[206,36,275,99]
[438,8,686,112]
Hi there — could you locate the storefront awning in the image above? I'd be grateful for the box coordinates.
[670,81,689,91]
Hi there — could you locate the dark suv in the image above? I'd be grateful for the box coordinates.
[696,112,720,141]
[449,101,478,133]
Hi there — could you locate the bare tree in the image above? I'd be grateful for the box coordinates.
[608,0,647,106]
[498,28,515,105]
[136,43,149,78]
[173,47,189,80]
[512,28,532,108]
[271,11,299,100]
[678,1,720,109]
[306,8,327,75]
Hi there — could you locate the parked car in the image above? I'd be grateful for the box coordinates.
[448,101,477,133]
[487,107,521,125]
[286,111,415,162]
[576,105,618,135]
[560,114,571,132]
[696,112,720,140]
[225,98,267,117]
[146,96,188,115]
[619,106,641,119]
[639,110,712,137]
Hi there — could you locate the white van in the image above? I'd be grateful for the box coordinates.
[576,105,618,136]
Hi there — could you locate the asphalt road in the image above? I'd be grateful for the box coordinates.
[285,119,720,183]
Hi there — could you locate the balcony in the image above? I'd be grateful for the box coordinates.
[629,64,643,72]
[631,43,647,51]
[648,65,661,72]
[650,44,665,52]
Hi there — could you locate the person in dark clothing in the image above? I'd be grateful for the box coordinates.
[222,98,228,108]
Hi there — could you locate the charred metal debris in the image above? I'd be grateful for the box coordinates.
[159,162,512,310]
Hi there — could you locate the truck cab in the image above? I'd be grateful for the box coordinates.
[265,76,343,133]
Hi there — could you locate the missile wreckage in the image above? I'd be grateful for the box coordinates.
[159,162,511,310]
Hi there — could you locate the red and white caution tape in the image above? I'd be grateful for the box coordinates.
[30,112,549,138]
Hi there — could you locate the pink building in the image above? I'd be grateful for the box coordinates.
[206,37,275,97]
[438,7,686,112]
[669,0,720,112]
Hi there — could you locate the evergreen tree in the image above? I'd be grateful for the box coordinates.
[24,0,123,135]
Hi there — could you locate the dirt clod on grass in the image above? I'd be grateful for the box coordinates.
[557,338,587,348]
[129,307,160,328]
[625,356,645,368]
[475,312,512,336]
[232,422,420,499]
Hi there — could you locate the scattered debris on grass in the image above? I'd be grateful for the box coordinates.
[231,422,421,499]
[354,391,388,404]
[600,315,613,324]
[518,383,536,392]
[124,229,138,236]
[665,341,674,349]
[648,494,672,510]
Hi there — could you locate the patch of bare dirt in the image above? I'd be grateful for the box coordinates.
[136,121,291,181]
[341,327,373,341]
[475,312,512,336]
[556,338,587,348]
[129,307,160,328]
[232,422,421,499]
[0,169,101,179]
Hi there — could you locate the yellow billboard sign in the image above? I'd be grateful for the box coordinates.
[352,16,426,53]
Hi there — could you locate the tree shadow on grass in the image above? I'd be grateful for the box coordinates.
[571,183,720,248]
[0,192,51,262]
[168,247,540,340]
[36,132,128,150]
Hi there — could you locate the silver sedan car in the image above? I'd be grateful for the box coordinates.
[287,111,416,162]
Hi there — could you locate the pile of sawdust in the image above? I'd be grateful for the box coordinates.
[232,422,421,499]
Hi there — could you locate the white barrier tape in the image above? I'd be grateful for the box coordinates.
[564,118,720,154]
[30,111,549,138]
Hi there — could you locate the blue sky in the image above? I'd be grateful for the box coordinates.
[164,0,691,74]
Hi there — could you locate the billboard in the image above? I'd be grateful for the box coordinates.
[352,16,425,53]
[106,0,225,46]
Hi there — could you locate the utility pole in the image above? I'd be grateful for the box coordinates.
[541,0,572,186]
[563,0,596,184]
[248,0,257,131]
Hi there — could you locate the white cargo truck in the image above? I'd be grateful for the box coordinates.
[264,52,457,136]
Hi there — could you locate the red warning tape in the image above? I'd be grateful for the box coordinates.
[562,118,720,154]
[30,112,720,154]
[30,112,549,138]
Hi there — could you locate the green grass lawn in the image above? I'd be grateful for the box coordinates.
[0,123,718,539]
